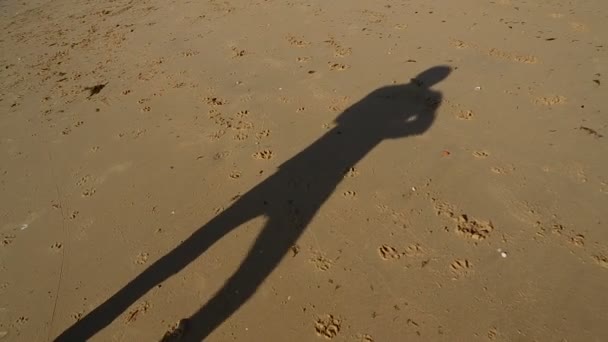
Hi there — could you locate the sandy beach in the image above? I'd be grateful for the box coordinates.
[1,0,607,340]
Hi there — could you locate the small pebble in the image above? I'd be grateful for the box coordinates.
[500,252,508,258]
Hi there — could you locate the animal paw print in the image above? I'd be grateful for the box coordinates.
[358,333,374,342]
[593,255,608,269]
[205,97,227,106]
[213,151,230,160]
[569,234,585,247]
[404,244,424,257]
[456,214,493,240]
[473,151,489,158]
[172,82,186,89]
[334,46,351,57]
[378,245,400,260]
[14,316,29,326]
[253,150,273,160]
[488,327,498,340]
[287,35,310,47]
[233,132,248,141]
[76,174,91,187]
[231,47,246,58]
[50,242,63,251]
[72,311,84,321]
[81,188,96,197]
[450,259,472,278]
[534,95,566,106]
[491,167,506,174]
[315,314,341,339]
[183,50,199,57]
[2,235,16,246]
[456,110,474,120]
[343,167,359,178]
[311,254,333,271]
[233,120,253,130]
[256,129,270,139]
[209,129,226,141]
[135,252,149,265]
[328,62,349,71]
[487,48,538,64]
[342,190,356,199]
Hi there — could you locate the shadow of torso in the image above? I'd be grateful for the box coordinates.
[257,83,441,221]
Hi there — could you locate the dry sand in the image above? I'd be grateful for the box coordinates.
[1,0,608,341]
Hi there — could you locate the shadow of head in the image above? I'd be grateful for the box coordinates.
[335,65,452,139]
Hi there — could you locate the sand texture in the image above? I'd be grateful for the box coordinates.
[1,0,607,341]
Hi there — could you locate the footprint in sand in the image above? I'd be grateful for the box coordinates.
[342,190,357,199]
[50,242,63,251]
[455,214,494,241]
[473,151,489,158]
[287,35,310,47]
[450,259,472,278]
[253,150,273,160]
[487,48,538,64]
[343,167,359,178]
[593,255,608,269]
[81,188,96,198]
[233,132,248,141]
[76,174,91,187]
[315,314,341,339]
[328,62,349,71]
[135,252,149,265]
[256,129,271,139]
[534,95,566,106]
[456,109,474,120]
[311,254,333,271]
[378,245,400,260]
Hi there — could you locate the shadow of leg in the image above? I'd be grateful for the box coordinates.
[54,196,263,342]
[174,216,302,342]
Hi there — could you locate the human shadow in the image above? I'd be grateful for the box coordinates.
[54,66,451,342]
